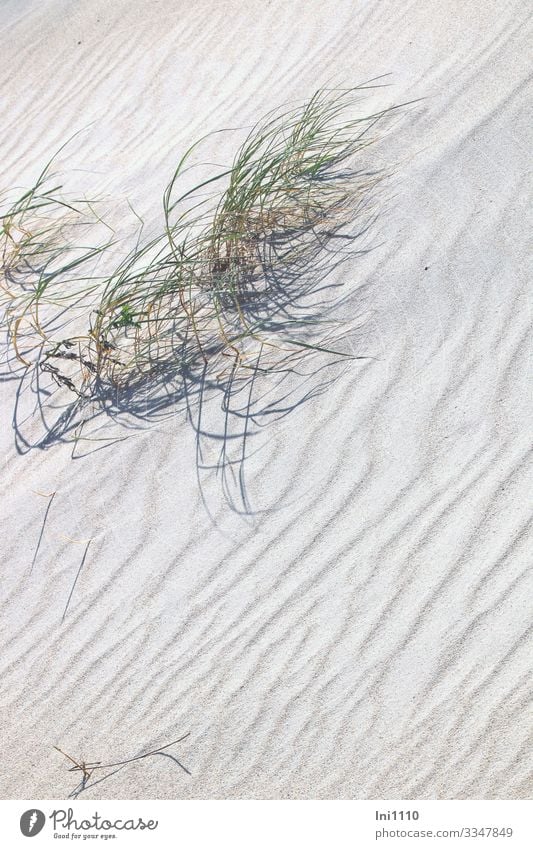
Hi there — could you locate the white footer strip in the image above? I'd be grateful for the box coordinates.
[2,799,531,848]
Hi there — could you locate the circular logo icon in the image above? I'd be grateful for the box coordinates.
[20,810,46,837]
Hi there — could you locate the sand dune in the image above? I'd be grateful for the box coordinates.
[0,0,531,799]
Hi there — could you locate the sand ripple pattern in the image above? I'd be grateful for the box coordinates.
[0,0,531,798]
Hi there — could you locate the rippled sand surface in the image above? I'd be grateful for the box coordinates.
[1,0,531,798]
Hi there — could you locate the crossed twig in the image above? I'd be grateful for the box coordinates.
[54,733,191,798]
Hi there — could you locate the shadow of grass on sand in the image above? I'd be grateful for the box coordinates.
[1,85,397,512]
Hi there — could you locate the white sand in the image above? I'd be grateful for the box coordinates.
[0,0,531,799]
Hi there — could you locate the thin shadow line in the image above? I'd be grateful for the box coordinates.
[30,490,56,572]
[62,539,91,622]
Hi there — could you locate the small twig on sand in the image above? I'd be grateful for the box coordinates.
[54,733,191,798]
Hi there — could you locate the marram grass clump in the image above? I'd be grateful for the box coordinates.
[1,85,403,404]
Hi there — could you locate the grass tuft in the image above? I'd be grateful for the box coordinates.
[2,85,406,410]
